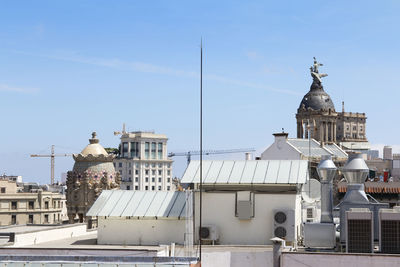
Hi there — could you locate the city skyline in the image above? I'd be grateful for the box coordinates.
[1,1,400,184]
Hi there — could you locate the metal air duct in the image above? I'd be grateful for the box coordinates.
[341,153,369,204]
[317,155,336,223]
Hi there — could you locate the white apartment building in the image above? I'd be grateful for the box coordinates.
[114,131,174,191]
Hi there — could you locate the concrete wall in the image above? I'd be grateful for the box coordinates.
[202,249,273,267]
[10,224,90,247]
[195,192,302,245]
[97,218,186,245]
[282,252,400,267]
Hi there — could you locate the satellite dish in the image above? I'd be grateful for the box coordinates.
[301,178,321,203]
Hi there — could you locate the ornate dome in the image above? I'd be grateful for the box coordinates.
[299,85,335,111]
[298,57,335,111]
[72,132,116,174]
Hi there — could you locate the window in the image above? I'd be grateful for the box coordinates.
[45,201,49,209]
[28,214,33,224]
[130,142,139,158]
[44,214,49,223]
[11,215,16,225]
[11,201,17,210]
[152,170,156,175]
[145,142,150,159]
[135,177,138,182]
[127,186,130,190]
[145,170,149,175]
[152,177,155,182]
[167,178,171,183]
[135,186,139,190]
[145,186,148,190]
[167,163,171,168]
[158,143,163,159]
[353,126,357,131]
[135,170,138,175]
[0,187,5,193]
[145,163,149,168]
[151,186,155,190]
[135,163,139,168]
[29,201,34,209]
[122,142,129,157]
[158,186,161,190]
[346,125,350,131]
[158,163,162,168]
[167,186,170,191]
[158,178,161,183]
[128,170,131,175]
[145,177,149,182]
[158,170,162,175]
[151,163,156,168]
[167,170,171,175]
[118,162,123,167]
[151,142,156,159]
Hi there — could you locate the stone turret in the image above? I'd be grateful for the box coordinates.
[66,132,120,223]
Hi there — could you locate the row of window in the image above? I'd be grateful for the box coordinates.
[117,162,171,169]
[122,177,171,182]
[122,142,164,159]
[8,200,63,210]
[127,185,171,191]
[10,213,61,224]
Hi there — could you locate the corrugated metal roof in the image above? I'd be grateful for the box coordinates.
[324,143,348,159]
[287,139,347,159]
[87,191,188,219]
[180,160,309,184]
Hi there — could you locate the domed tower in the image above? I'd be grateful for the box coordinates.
[66,132,120,223]
[296,58,338,143]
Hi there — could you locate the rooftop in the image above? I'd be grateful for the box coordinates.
[180,160,309,184]
[87,190,188,219]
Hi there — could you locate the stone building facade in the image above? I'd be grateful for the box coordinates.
[114,131,174,191]
[296,58,368,147]
[66,132,120,223]
[0,179,66,225]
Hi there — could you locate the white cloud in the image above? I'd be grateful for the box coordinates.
[17,50,300,96]
[0,84,39,93]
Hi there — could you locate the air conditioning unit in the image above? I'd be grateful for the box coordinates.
[273,209,295,242]
[346,208,373,253]
[379,208,400,253]
[198,224,219,244]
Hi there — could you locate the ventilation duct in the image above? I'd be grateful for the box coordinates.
[317,155,336,223]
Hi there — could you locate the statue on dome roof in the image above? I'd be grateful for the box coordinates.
[310,57,328,85]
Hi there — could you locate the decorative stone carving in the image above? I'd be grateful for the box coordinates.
[66,132,120,223]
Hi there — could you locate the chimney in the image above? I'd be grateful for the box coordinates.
[245,152,252,160]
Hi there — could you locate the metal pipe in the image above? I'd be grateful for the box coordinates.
[317,155,337,223]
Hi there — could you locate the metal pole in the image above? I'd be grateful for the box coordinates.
[51,145,55,185]
[199,38,203,262]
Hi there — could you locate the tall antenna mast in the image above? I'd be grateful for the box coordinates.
[199,37,203,262]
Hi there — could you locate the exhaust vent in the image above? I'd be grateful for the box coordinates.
[273,210,295,242]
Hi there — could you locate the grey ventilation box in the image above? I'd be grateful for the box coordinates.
[379,208,400,254]
[346,208,373,253]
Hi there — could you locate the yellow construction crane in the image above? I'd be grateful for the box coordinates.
[30,145,72,185]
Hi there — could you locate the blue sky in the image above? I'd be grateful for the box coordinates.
[1,1,399,184]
